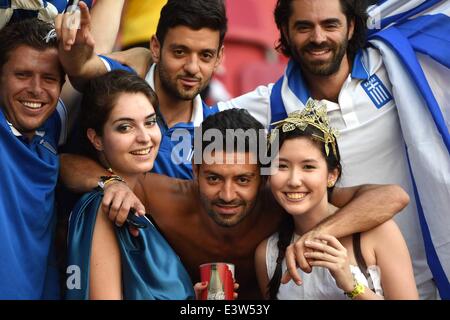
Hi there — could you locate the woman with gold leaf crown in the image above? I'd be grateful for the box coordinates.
[255,100,418,300]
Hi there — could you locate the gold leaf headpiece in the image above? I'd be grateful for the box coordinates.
[269,99,339,157]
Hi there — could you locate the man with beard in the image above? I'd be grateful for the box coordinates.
[58,0,226,179]
[60,108,410,299]
[216,0,445,299]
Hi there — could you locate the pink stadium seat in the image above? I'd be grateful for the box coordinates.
[222,0,281,96]
[238,60,287,94]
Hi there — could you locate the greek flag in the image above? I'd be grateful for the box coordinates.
[361,74,393,109]
[367,0,450,298]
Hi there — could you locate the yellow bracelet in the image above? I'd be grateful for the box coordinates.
[98,175,125,189]
[345,280,365,299]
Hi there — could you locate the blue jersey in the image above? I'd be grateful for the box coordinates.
[153,102,219,179]
[0,108,62,299]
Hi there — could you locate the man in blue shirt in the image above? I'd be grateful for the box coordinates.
[0,2,141,299]
[0,18,66,299]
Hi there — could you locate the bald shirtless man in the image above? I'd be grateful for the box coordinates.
[61,109,408,299]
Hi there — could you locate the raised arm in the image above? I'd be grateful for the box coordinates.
[55,1,107,89]
[283,184,409,284]
[60,153,146,225]
[90,0,125,54]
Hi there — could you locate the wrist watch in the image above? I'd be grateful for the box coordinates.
[345,280,365,299]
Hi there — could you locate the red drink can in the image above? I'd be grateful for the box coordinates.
[199,262,235,300]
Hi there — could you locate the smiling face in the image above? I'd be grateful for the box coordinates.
[151,25,223,101]
[285,0,354,76]
[88,92,161,183]
[195,151,262,228]
[269,137,338,218]
[0,45,62,139]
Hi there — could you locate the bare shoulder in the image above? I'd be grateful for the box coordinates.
[361,220,418,299]
[94,204,116,235]
[362,219,405,253]
[255,238,269,261]
[136,173,198,221]
[139,173,196,202]
[363,219,401,239]
[90,204,122,299]
[91,204,119,250]
[255,237,270,299]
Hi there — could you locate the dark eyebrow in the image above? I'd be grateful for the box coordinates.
[294,20,314,28]
[294,18,342,27]
[13,68,59,78]
[202,171,255,177]
[321,18,342,26]
[203,170,223,177]
[112,113,156,124]
[169,44,218,55]
[113,117,132,123]
[278,157,319,163]
[201,48,218,55]
[169,44,189,51]
[301,158,319,163]
[236,173,256,178]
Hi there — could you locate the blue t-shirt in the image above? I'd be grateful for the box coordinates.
[152,102,219,179]
[0,108,61,299]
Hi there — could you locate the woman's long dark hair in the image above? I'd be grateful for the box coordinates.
[266,126,341,299]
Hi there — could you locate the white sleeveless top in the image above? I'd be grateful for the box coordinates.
[266,233,384,300]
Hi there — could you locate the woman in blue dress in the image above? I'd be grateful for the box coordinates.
[65,70,194,299]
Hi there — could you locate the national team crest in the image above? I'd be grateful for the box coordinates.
[361,75,393,109]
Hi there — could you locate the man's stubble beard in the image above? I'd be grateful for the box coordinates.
[157,62,209,101]
[198,192,256,228]
[291,35,349,77]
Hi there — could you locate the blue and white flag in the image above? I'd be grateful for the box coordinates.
[271,0,450,297]
[367,0,450,298]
